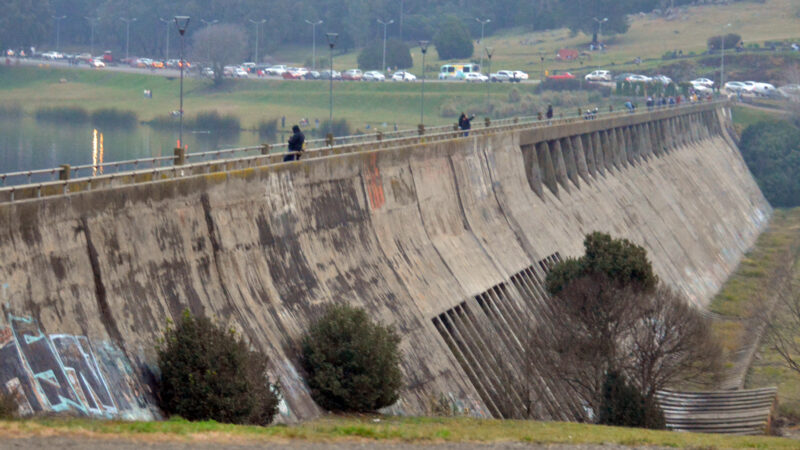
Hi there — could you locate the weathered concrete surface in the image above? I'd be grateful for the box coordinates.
[0,104,770,422]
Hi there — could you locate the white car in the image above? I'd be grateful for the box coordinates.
[691,78,714,88]
[741,81,757,92]
[490,71,511,82]
[751,82,776,96]
[626,74,652,83]
[724,81,747,93]
[585,70,612,81]
[512,70,529,80]
[89,58,105,68]
[464,72,488,83]
[651,75,672,85]
[691,83,712,93]
[234,67,249,78]
[265,65,288,76]
[362,71,386,81]
[42,51,63,60]
[391,71,417,81]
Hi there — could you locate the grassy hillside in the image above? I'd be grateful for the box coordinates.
[0,416,797,448]
[276,0,800,78]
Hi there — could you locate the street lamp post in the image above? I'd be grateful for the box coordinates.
[399,0,404,41]
[53,15,67,52]
[720,23,732,90]
[249,19,267,63]
[377,18,394,72]
[85,16,100,56]
[120,17,137,60]
[486,47,494,111]
[174,16,190,149]
[304,19,323,71]
[159,17,171,60]
[326,33,338,141]
[475,18,491,74]
[592,17,608,46]
[419,40,429,125]
[539,52,545,93]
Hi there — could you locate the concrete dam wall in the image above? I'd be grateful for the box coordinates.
[0,103,770,422]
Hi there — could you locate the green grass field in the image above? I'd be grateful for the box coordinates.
[0,415,796,448]
[0,65,580,131]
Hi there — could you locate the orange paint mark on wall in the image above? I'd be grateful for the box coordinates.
[366,153,385,210]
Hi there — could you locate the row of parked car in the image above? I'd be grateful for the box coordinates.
[582,69,782,96]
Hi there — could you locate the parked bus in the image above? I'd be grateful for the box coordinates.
[438,63,481,80]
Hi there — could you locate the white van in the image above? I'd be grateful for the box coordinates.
[751,82,776,96]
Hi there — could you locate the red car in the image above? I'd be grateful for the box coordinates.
[546,71,575,80]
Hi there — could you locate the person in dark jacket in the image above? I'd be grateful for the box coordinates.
[546,104,554,124]
[458,112,474,136]
[284,125,305,162]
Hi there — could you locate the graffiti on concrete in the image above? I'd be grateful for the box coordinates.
[0,314,157,420]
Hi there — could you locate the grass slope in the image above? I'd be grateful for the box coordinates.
[0,416,796,448]
[276,0,799,77]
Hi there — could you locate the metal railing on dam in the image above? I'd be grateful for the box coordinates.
[0,100,726,203]
[0,99,772,425]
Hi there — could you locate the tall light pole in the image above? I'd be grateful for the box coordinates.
[720,23,732,89]
[485,47,494,111]
[326,33,338,140]
[377,18,394,72]
[85,16,100,56]
[592,17,608,46]
[53,15,67,52]
[304,19,323,70]
[475,18,490,74]
[419,40,429,125]
[399,0,404,41]
[120,17,137,60]
[159,17,171,60]
[175,16,190,149]
[249,19,267,63]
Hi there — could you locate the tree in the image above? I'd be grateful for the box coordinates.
[433,16,473,60]
[156,310,280,425]
[191,24,247,85]
[357,39,413,70]
[0,0,52,50]
[764,263,800,379]
[301,304,402,412]
[546,231,658,295]
[598,370,665,429]
[560,0,632,42]
[739,121,800,207]
[534,232,720,424]
[707,33,742,52]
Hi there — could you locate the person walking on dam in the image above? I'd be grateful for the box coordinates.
[546,105,553,124]
[284,125,305,162]
[458,112,475,136]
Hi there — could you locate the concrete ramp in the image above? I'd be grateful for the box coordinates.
[0,103,771,422]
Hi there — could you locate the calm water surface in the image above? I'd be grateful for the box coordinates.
[0,116,281,178]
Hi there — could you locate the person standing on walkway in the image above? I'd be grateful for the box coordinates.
[458,112,474,136]
[284,125,305,162]
[546,105,554,124]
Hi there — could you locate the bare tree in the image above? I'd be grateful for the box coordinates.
[765,270,800,377]
[532,274,721,421]
[625,285,722,405]
[191,24,247,85]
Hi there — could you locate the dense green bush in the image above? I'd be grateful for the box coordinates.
[739,120,800,207]
[707,33,742,51]
[35,106,90,123]
[598,371,665,429]
[194,111,241,133]
[357,39,412,70]
[156,310,280,425]
[301,304,402,412]
[433,16,473,60]
[91,108,138,128]
[546,232,657,295]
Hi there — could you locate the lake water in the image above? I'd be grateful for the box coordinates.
[0,116,287,182]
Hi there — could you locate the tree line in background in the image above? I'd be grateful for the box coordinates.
[1,0,739,62]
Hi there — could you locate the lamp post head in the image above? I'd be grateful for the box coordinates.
[419,40,429,54]
[174,16,190,35]
[326,32,338,48]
